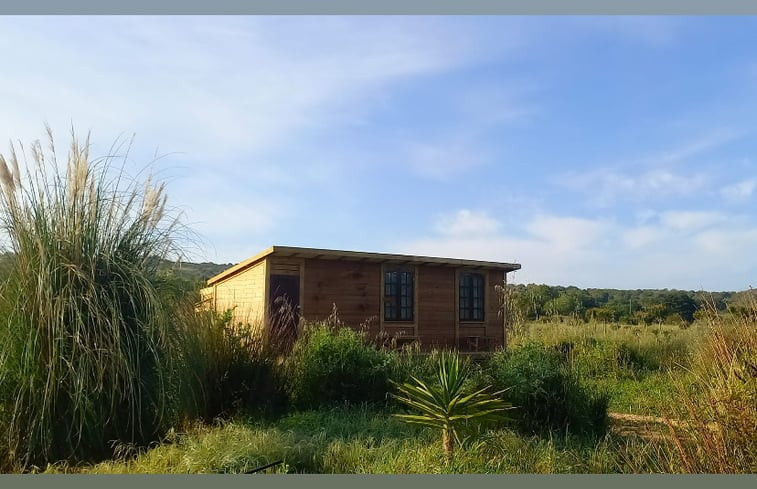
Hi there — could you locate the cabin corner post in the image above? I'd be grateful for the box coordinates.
[502,270,508,351]
[414,264,419,339]
[379,262,385,335]
[263,257,270,329]
[454,268,460,349]
[298,257,305,321]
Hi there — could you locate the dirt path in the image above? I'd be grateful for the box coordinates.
[609,412,669,441]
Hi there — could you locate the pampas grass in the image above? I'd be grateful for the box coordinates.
[0,127,186,467]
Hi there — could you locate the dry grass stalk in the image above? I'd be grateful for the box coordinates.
[661,293,757,473]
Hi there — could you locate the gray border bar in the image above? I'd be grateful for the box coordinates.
[2,0,757,14]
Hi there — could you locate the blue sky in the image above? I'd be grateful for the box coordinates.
[1,16,756,291]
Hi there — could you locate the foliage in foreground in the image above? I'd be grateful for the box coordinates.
[391,351,510,459]
[42,407,667,474]
[662,296,757,473]
[0,131,188,466]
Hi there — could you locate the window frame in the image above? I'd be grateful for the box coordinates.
[459,271,486,322]
[383,267,415,322]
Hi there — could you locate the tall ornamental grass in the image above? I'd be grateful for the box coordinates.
[0,129,185,467]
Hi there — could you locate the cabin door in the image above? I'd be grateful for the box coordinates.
[269,274,300,339]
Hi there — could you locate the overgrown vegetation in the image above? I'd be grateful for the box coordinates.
[41,406,660,474]
[283,322,391,409]
[662,296,757,473]
[489,342,609,437]
[0,130,282,471]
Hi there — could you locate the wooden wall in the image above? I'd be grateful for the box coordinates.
[211,259,267,326]
[416,266,456,348]
[300,259,506,350]
[301,258,382,337]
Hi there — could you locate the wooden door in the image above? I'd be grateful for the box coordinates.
[269,274,300,339]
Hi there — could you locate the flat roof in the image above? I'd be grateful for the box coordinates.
[207,246,521,285]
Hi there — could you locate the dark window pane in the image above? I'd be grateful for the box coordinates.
[460,272,485,321]
[386,269,414,321]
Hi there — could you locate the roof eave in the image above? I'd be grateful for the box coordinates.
[206,245,521,286]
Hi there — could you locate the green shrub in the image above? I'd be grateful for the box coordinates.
[488,342,608,437]
[283,324,391,408]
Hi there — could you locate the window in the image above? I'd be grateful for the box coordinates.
[459,272,485,321]
[384,269,414,321]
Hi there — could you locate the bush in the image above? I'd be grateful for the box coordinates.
[173,305,284,421]
[488,342,608,437]
[283,324,391,408]
[0,130,188,467]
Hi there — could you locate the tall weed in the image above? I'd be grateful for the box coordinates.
[663,295,757,473]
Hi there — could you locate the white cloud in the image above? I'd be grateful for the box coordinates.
[435,209,501,237]
[559,130,744,206]
[657,210,725,231]
[396,208,757,290]
[525,215,610,251]
[0,17,481,161]
[622,226,663,249]
[720,179,756,203]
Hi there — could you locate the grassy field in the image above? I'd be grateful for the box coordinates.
[33,317,735,474]
[508,320,696,416]
[6,310,755,474]
[43,406,666,474]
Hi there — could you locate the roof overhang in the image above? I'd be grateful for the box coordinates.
[207,245,521,285]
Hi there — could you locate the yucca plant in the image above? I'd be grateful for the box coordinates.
[391,351,511,460]
[0,127,187,467]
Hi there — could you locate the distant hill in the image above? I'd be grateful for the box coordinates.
[0,253,232,287]
[158,259,233,284]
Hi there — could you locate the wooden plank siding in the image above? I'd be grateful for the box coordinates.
[212,259,267,327]
[301,258,382,338]
[417,266,456,348]
[300,260,504,350]
[203,247,517,351]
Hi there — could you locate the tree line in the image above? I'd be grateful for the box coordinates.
[504,284,754,326]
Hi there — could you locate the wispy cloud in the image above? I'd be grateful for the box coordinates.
[559,130,744,206]
[563,168,708,205]
[720,178,756,203]
[0,17,481,160]
[406,141,490,181]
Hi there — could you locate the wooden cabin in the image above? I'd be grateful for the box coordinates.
[200,246,521,351]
